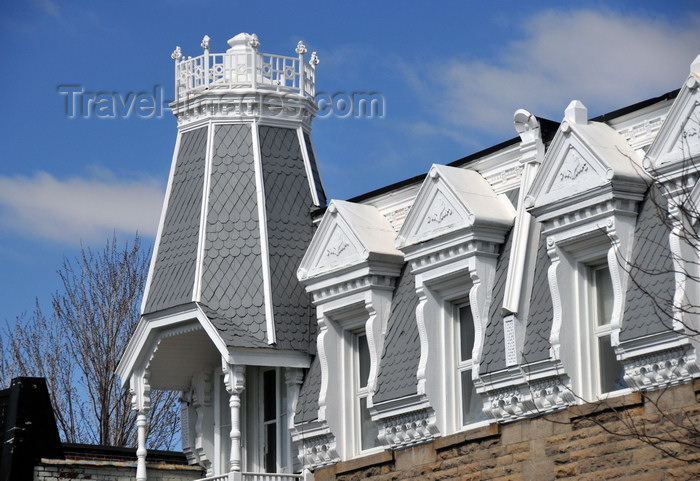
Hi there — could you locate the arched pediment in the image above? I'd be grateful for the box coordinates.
[526,101,649,220]
[396,165,514,251]
[298,200,403,282]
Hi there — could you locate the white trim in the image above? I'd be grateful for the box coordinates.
[502,110,544,315]
[227,348,310,368]
[141,130,183,314]
[194,121,215,302]
[296,127,320,207]
[117,307,201,385]
[251,120,277,345]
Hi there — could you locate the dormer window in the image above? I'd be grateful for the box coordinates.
[296,200,404,463]
[526,100,650,402]
[396,164,514,435]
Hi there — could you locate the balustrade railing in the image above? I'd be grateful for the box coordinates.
[172,35,318,102]
[195,472,303,481]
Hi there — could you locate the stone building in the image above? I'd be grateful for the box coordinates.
[117,33,700,480]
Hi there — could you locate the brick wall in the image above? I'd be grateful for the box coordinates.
[34,459,204,481]
[314,381,700,481]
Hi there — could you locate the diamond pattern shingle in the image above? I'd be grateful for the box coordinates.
[479,222,514,374]
[260,126,316,352]
[522,229,554,363]
[620,186,675,342]
[144,127,207,314]
[374,264,420,404]
[295,355,322,424]
[200,124,268,347]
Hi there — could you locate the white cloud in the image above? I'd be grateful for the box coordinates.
[0,171,164,244]
[420,9,700,136]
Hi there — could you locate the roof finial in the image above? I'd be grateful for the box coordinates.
[296,41,307,56]
[201,35,210,51]
[565,100,588,125]
[171,46,182,60]
[310,52,320,66]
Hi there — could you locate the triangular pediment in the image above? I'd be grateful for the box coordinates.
[646,56,700,171]
[397,165,514,249]
[298,200,403,281]
[530,136,611,208]
[528,101,648,213]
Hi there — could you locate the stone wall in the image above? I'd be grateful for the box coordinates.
[314,381,700,481]
[34,459,203,481]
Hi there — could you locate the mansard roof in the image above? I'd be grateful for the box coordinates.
[140,123,319,353]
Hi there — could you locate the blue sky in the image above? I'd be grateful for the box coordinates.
[1,1,699,323]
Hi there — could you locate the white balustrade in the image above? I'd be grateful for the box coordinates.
[173,36,317,101]
[194,473,303,481]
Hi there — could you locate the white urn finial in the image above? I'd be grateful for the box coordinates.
[171,46,182,60]
[296,40,307,56]
[310,52,320,66]
[201,35,210,51]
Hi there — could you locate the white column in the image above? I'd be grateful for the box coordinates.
[130,370,151,481]
[223,363,246,472]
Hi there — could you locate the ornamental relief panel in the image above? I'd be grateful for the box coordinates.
[674,107,700,158]
[416,192,462,238]
[548,148,598,193]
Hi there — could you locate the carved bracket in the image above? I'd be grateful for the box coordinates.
[624,346,700,391]
[297,431,340,470]
[483,375,574,422]
[376,408,439,449]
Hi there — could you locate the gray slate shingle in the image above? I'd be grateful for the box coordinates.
[144,127,207,314]
[620,186,675,342]
[201,124,267,347]
[295,355,322,424]
[374,265,421,404]
[260,126,317,352]
[522,230,554,364]
[479,222,514,374]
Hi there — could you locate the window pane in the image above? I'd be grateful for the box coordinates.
[359,397,379,450]
[459,305,475,362]
[461,370,485,425]
[598,336,627,393]
[265,422,277,472]
[596,266,614,326]
[263,369,276,422]
[358,334,371,389]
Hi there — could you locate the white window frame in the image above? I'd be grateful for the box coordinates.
[574,261,629,401]
[454,301,487,427]
[353,331,380,454]
[242,366,293,474]
[550,236,633,404]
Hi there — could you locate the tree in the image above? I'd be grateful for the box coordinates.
[0,234,180,450]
